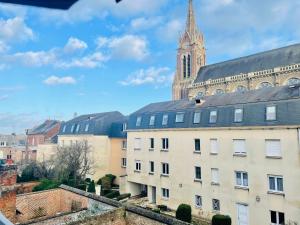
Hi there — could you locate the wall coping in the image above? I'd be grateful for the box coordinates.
[59,185,192,225]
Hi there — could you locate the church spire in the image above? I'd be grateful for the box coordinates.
[186,0,197,36]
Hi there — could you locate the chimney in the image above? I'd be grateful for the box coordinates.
[0,161,17,223]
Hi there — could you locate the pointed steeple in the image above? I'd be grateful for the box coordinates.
[186,0,197,36]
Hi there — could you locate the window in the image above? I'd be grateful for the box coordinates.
[149,161,154,174]
[122,123,127,131]
[71,124,75,133]
[149,115,155,126]
[84,124,89,132]
[121,158,127,168]
[76,124,80,133]
[62,125,66,133]
[236,85,247,93]
[187,55,191,77]
[287,77,300,86]
[266,106,276,121]
[270,211,285,225]
[268,175,283,193]
[162,114,168,125]
[212,199,220,211]
[149,138,154,149]
[162,188,169,199]
[183,56,186,79]
[235,171,248,187]
[211,168,219,184]
[136,116,142,126]
[210,139,219,154]
[194,139,201,152]
[134,138,142,150]
[193,112,201,124]
[195,195,202,208]
[233,139,246,155]
[162,138,169,150]
[234,108,243,122]
[215,89,224,95]
[265,140,281,157]
[175,112,185,123]
[122,140,127,150]
[209,110,217,123]
[195,166,201,180]
[135,160,141,171]
[162,163,169,176]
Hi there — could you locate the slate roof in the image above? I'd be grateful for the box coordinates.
[128,85,300,130]
[195,43,300,83]
[59,111,127,138]
[27,120,60,135]
[0,0,79,9]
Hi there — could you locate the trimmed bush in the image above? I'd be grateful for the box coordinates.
[152,208,160,214]
[76,184,87,191]
[116,193,131,201]
[33,179,60,192]
[212,214,231,225]
[105,190,120,199]
[176,204,192,223]
[157,205,168,211]
[87,180,96,193]
[85,178,91,183]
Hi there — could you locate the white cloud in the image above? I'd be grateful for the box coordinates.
[97,35,149,61]
[156,19,184,42]
[58,52,109,68]
[130,16,163,31]
[120,67,173,87]
[0,95,9,101]
[0,17,34,43]
[64,37,88,53]
[0,41,9,53]
[43,76,77,85]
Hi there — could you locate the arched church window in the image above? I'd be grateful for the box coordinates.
[214,89,225,96]
[235,85,248,93]
[183,56,187,79]
[287,77,300,85]
[258,82,273,89]
[187,55,191,78]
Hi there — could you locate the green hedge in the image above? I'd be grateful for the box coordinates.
[212,215,232,225]
[87,180,96,193]
[116,193,131,201]
[176,204,192,223]
[33,179,61,192]
[105,190,120,199]
[157,205,168,211]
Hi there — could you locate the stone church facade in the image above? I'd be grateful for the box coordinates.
[172,0,300,100]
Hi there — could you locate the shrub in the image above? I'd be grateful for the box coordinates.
[212,215,231,225]
[76,184,87,191]
[17,164,38,183]
[97,174,117,190]
[152,208,160,214]
[157,205,168,211]
[85,178,91,183]
[101,189,113,196]
[105,190,120,199]
[116,193,131,201]
[33,179,60,192]
[176,204,192,223]
[87,180,96,193]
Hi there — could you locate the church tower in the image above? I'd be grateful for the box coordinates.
[172,0,206,100]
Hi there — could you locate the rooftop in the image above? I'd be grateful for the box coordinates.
[27,120,60,136]
[195,43,300,83]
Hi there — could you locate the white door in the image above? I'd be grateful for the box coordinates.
[237,204,248,225]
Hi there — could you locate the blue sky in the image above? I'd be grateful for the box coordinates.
[0,0,299,134]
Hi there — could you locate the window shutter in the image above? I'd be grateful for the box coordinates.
[134,138,141,149]
[233,140,246,154]
[266,140,281,157]
[210,139,218,154]
[211,169,219,183]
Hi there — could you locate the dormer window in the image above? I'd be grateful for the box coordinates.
[193,112,201,124]
[122,123,127,131]
[175,112,185,123]
[76,124,80,133]
[85,124,89,132]
[209,110,217,123]
[136,116,142,127]
[266,106,276,121]
[149,116,155,126]
[162,114,168,126]
[62,125,66,133]
[234,108,243,122]
[71,124,75,133]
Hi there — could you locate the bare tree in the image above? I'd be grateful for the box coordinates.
[54,141,93,186]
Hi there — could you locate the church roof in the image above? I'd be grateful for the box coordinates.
[195,43,300,83]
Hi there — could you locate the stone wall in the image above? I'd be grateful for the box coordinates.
[16,182,40,194]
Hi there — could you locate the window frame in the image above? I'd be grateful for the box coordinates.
[195,195,202,208]
[268,175,284,193]
[161,163,169,176]
[270,210,285,225]
[193,111,201,124]
[211,168,219,185]
[149,138,155,150]
[194,166,202,181]
[121,158,127,168]
[210,138,219,154]
[134,138,142,150]
[162,188,169,199]
[135,160,141,172]
[122,140,127,150]
[136,116,142,127]
[266,105,277,121]
[84,124,89,132]
[235,171,248,188]
[209,110,218,123]
[162,114,168,126]
[234,108,243,123]
[149,115,155,126]
[212,199,220,211]
[175,112,185,123]
[162,138,169,151]
[233,139,246,155]
[194,139,201,152]
[265,139,281,158]
[149,161,155,174]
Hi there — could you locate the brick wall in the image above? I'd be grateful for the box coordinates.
[0,164,17,223]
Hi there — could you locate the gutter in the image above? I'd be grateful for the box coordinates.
[0,213,14,225]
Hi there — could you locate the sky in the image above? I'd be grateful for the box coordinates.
[0,0,299,134]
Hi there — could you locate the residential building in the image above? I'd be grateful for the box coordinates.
[122,85,300,225]
[0,134,26,164]
[57,112,127,183]
[172,0,300,100]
